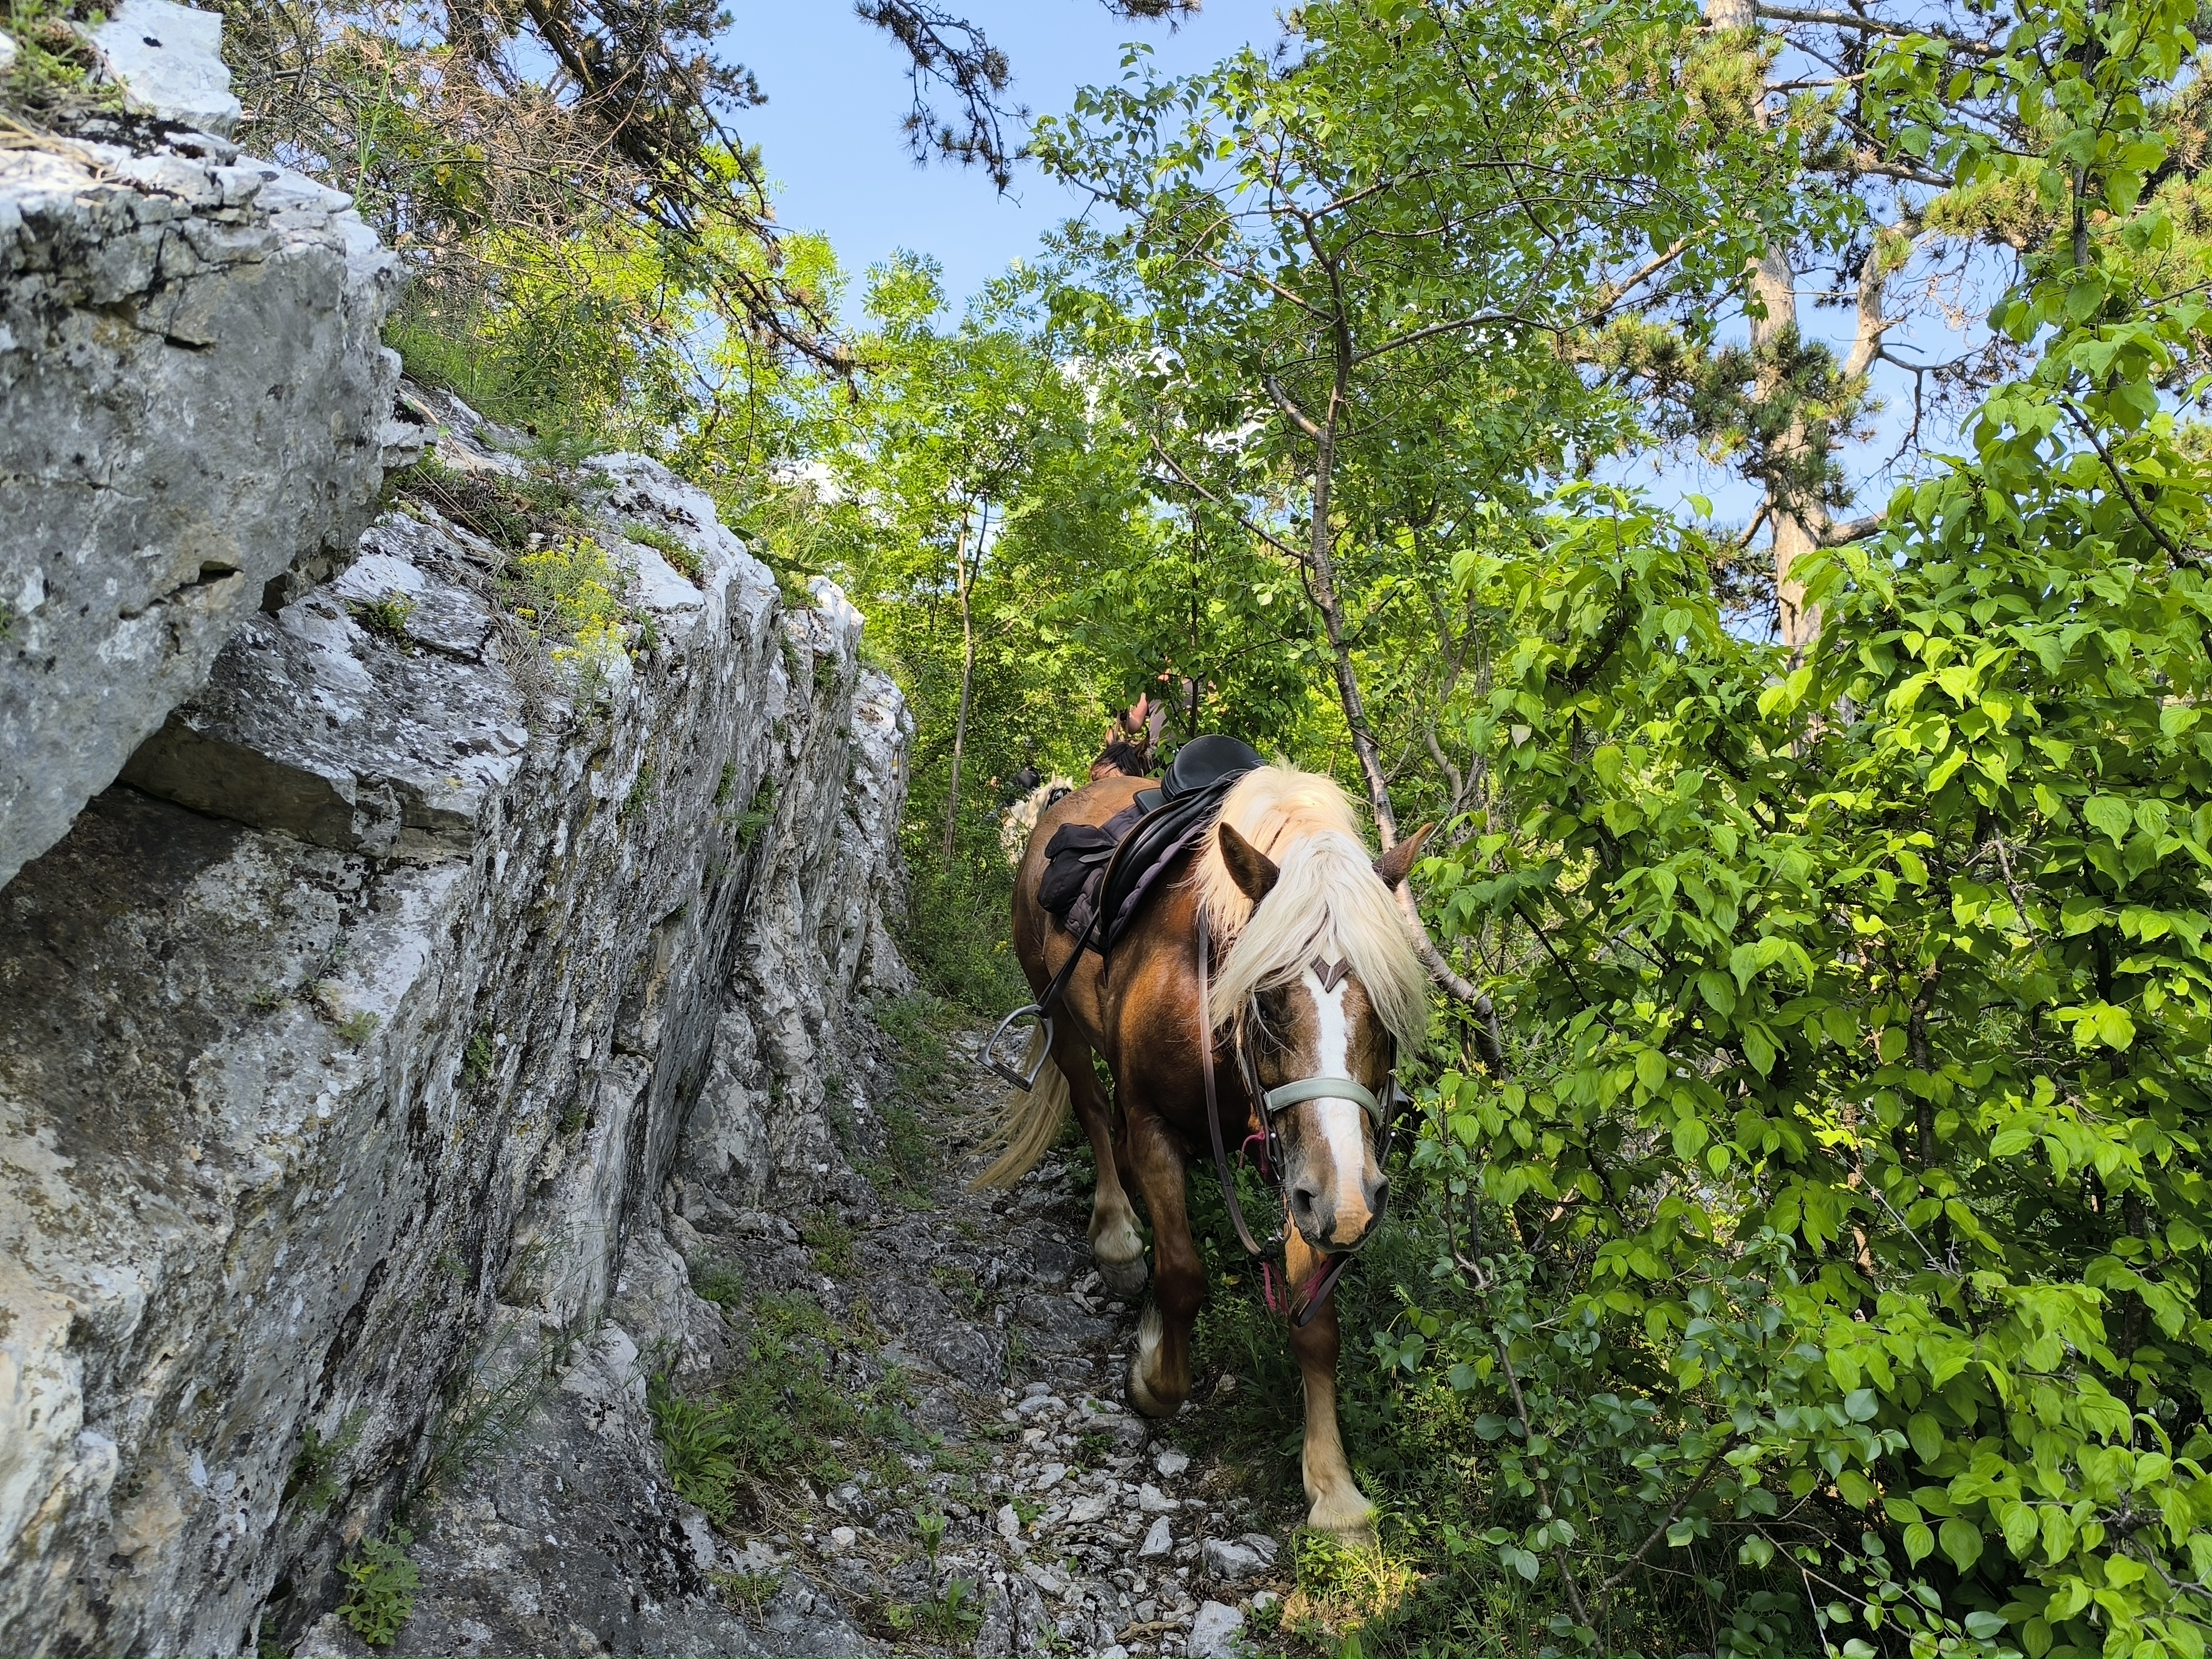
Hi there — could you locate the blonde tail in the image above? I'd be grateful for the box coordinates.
[969,1028,1071,1189]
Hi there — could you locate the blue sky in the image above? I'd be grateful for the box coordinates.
[732,1,1289,310]
[730,3,1980,540]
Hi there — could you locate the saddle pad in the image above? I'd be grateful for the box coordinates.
[1039,803,1142,938]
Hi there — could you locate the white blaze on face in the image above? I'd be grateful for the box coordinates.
[1300,966,1371,1234]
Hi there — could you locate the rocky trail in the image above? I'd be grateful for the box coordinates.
[296,1012,1297,1659]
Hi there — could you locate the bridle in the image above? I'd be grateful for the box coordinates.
[1196,908,1406,1328]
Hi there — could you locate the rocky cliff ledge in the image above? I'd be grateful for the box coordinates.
[0,390,914,1657]
[0,109,415,893]
[0,100,915,1657]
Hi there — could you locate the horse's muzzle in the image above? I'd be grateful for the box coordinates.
[1288,1169,1388,1252]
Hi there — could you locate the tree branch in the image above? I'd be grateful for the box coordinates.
[1594,1441,1739,1594]
[1147,436,1306,563]
[2061,401,2196,564]
[1750,3,2001,56]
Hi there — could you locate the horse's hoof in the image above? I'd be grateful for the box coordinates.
[1096,1250,1148,1297]
[1126,1305,1180,1419]
[1127,1359,1178,1419]
[1307,1494,1378,1546]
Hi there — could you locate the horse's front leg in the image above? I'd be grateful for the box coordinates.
[1123,1104,1205,1417]
[1057,1026,1146,1295]
[1285,1232,1378,1541]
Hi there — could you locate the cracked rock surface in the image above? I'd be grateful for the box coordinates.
[0,113,415,890]
[0,394,909,1656]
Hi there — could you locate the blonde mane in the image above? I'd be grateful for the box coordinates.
[1193,766,1430,1054]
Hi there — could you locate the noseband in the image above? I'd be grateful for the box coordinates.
[1195,909,1403,1328]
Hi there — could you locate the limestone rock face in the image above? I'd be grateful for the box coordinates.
[89,1,244,135]
[0,403,910,1655]
[0,122,414,892]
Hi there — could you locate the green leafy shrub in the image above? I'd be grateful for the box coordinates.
[1,0,121,119]
[285,1413,363,1512]
[508,537,632,684]
[726,776,776,849]
[335,1528,419,1648]
[461,1032,494,1086]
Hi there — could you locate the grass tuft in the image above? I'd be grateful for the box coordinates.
[646,1291,919,1527]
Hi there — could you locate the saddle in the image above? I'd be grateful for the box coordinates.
[1038,735,1262,955]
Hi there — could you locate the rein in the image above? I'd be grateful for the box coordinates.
[1196,908,1400,1329]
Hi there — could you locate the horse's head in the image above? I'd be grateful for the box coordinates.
[1214,820,1433,1252]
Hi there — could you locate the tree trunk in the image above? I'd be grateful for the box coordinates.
[1746,247,1825,653]
[941,513,979,863]
[1297,374,1507,1071]
[1708,0,1903,654]
[1303,415,1401,846]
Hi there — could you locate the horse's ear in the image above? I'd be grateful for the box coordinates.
[1218,822,1280,905]
[1373,823,1436,890]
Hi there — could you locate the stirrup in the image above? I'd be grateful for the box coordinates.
[983,1004,1054,1091]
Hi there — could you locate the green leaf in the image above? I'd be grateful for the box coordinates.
[1742,1024,1777,1077]
[2097,1005,2137,1050]
[2040,1506,2074,1562]
[2085,795,2134,844]
[1635,1047,1668,1096]
[1904,1522,1935,1564]
[1906,1413,1943,1464]
[1697,970,1737,1017]
[1939,1516,1984,1572]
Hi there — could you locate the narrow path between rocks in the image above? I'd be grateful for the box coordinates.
[292,1005,1301,1659]
[710,1019,1293,1658]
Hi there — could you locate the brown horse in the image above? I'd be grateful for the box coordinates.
[979,764,1431,1539]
